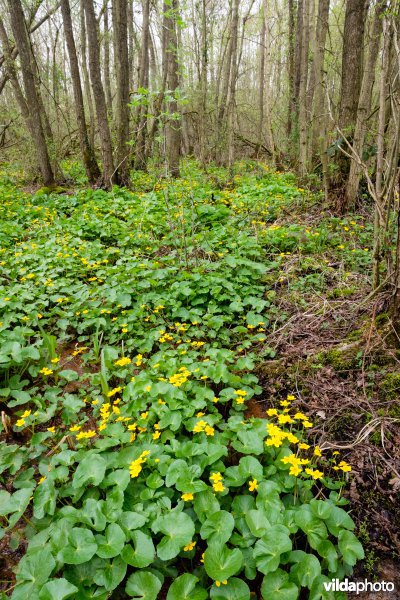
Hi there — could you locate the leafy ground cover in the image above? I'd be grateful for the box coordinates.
[0,160,396,599]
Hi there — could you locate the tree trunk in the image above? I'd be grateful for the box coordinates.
[80,0,96,148]
[61,0,101,184]
[104,2,113,116]
[345,0,386,208]
[163,0,181,177]
[310,0,330,161]
[6,0,54,185]
[134,0,151,171]
[298,0,310,175]
[83,0,116,187]
[339,0,369,132]
[114,0,131,184]
[287,0,296,138]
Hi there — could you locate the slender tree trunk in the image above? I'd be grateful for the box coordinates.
[227,0,240,167]
[6,0,54,185]
[287,0,296,138]
[104,3,113,116]
[80,0,96,148]
[61,0,100,183]
[134,0,151,170]
[345,0,386,207]
[310,0,330,161]
[298,0,310,175]
[114,0,131,184]
[163,0,181,177]
[83,0,116,187]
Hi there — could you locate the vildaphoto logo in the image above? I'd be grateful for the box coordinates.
[323,578,395,594]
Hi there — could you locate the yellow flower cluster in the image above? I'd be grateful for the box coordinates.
[169,367,191,387]
[39,367,53,376]
[281,453,311,476]
[265,423,299,448]
[129,450,150,478]
[76,429,96,441]
[210,472,225,492]
[234,389,247,404]
[333,460,352,473]
[135,354,143,366]
[193,420,214,436]
[183,540,196,551]
[158,331,173,343]
[107,387,122,397]
[115,357,131,367]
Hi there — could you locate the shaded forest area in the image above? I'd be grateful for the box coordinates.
[0,0,400,599]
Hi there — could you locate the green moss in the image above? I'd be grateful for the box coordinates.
[328,286,357,299]
[380,372,400,399]
[322,345,362,371]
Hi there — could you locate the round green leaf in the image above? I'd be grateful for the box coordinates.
[210,577,250,600]
[121,530,155,567]
[253,526,292,574]
[39,579,78,599]
[338,530,364,566]
[95,523,126,558]
[72,453,107,489]
[167,573,207,600]
[93,556,127,592]
[153,511,195,560]
[204,544,243,581]
[59,527,98,564]
[125,570,162,599]
[200,511,234,544]
[261,570,299,600]
[290,553,321,589]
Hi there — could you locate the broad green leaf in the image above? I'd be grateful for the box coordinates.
[290,553,321,588]
[93,556,127,591]
[253,526,292,574]
[210,577,251,600]
[204,544,243,581]
[59,527,98,564]
[245,510,270,538]
[16,548,55,586]
[121,530,155,567]
[95,523,126,558]
[39,579,78,599]
[200,511,234,544]
[167,574,207,600]
[261,570,299,600]
[294,507,328,549]
[338,530,364,566]
[325,506,355,537]
[72,453,107,489]
[125,571,162,599]
[153,511,195,560]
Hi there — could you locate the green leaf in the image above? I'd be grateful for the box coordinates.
[125,571,162,599]
[200,511,234,545]
[16,548,55,586]
[95,523,126,558]
[245,510,270,538]
[295,507,328,549]
[316,539,338,573]
[204,544,243,581]
[167,574,207,600]
[72,453,107,489]
[290,553,321,589]
[338,530,364,566]
[210,578,250,600]
[39,579,78,599]
[153,511,195,560]
[121,530,155,567]
[261,570,299,600]
[253,526,292,574]
[0,490,12,515]
[93,556,127,592]
[324,506,355,536]
[59,527,98,564]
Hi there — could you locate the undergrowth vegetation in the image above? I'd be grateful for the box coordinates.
[0,161,370,599]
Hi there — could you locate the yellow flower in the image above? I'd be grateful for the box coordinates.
[280,400,290,407]
[216,580,228,587]
[39,367,53,376]
[38,476,46,485]
[289,464,302,476]
[69,424,81,432]
[193,419,207,433]
[47,426,55,433]
[204,425,215,436]
[248,479,258,492]
[210,472,223,483]
[21,410,31,418]
[181,492,194,501]
[183,541,196,552]
[16,418,25,427]
[278,414,294,425]
[287,394,296,401]
[152,431,161,440]
[314,446,322,457]
[212,481,225,493]
[234,389,247,396]
[50,357,60,364]
[140,411,148,420]
[115,357,131,367]
[107,387,122,397]
[196,412,205,417]
[305,468,324,479]
[267,408,278,416]
[145,385,152,392]
[302,421,313,428]
[299,443,310,450]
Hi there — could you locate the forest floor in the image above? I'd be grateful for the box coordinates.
[0,159,399,598]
